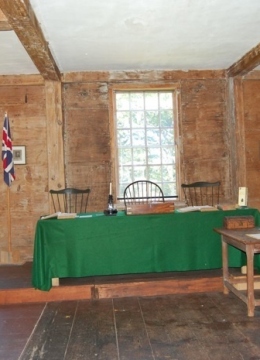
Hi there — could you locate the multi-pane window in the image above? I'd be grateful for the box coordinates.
[114,90,178,198]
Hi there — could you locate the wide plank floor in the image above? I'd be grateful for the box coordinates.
[0,292,260,360]
[1,263,260,359]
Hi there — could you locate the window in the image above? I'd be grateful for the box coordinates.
[111,86,180,199]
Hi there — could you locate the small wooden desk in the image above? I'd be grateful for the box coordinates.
[214,227,260,316]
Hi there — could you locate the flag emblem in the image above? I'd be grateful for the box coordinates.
[2,114,15,186]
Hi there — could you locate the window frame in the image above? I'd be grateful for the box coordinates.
[109,82,182,201]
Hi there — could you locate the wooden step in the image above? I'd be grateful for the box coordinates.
[0,274,223,305]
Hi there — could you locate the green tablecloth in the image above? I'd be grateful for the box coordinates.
[32,208,260,291]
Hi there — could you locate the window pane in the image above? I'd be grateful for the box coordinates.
[132,129,145,146]
[148,165,161,179]
[161,129,174,145]
[162,165,174,181]
[146,110,159,127]
[162,147,175,164]
[117,111,130,128]
[132,111,144,127]
[161,110,173,127]
[147,129,160,146]
[119,148,132,165]
[159,92,172,109]
[133,166,146,180]
[133,148,146,164]
[118,129,131,146]
[148,148,161,164]
[130,93,143,110]
[116,93,129,110]
[145,92,158,110]
[163,183,176,196]
[119,166,132,183]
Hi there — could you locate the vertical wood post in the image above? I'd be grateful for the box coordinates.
[45,81,65,212]
[233,77,247,188]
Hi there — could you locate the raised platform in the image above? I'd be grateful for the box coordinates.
[0,262,223,305]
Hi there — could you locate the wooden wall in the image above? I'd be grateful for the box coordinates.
[63,80,111,211]
[0,76,49,263]
[0,69,259,264]
[241,75,260,209]
[180,78,230,194]
[62,70,230,211]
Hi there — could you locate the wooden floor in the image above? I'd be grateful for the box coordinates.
[1,263,260,359]
[2,293,260,359]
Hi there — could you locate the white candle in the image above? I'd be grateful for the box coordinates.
[109,182,112,195]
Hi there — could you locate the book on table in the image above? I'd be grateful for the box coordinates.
[40,212,77,220]
[177,205,218,213]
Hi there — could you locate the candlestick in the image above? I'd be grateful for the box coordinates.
[104,193,118,216]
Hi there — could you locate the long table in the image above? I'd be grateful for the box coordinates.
[32,208,260,291]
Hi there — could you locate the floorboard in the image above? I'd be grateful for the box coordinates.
[1,263,260,359]
[16,294,260,360]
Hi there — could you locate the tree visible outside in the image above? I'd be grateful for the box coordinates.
[115,91,177,197]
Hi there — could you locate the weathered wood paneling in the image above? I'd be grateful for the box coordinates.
[2,69,259,263]
[0,74,44,86]
[180,78,229,200]
[243,80,260,209]
[63,73,230,212]
[45,81,65,209]
[63,82,111,211]
[0,83,48,263]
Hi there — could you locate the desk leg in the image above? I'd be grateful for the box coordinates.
[246,245,255,317]
[222,237,229,295]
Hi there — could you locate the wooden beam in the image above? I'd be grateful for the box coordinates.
[0,9,12,31]
[0,273,222,305]
[45,81,65,210]
[227,42,260,77]
[62,70,226,83]
[0,0,60,81]
[233,77,247,187]
[0,74,44,86]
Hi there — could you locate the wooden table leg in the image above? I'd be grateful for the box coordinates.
[246,245,255,317]
[221,237,229,294]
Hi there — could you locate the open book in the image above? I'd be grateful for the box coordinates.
[40,212,77,220]
[177,205,218,213]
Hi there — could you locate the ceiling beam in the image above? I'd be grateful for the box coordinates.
[227,42,260,77]
[0,9,12,31]
[0,0,60,81]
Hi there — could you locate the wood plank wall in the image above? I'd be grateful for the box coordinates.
[243,78,260,209]
[62,70,230,212]
[0,76,48,263]
[63,80,111,211]
[0,70,260,263]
